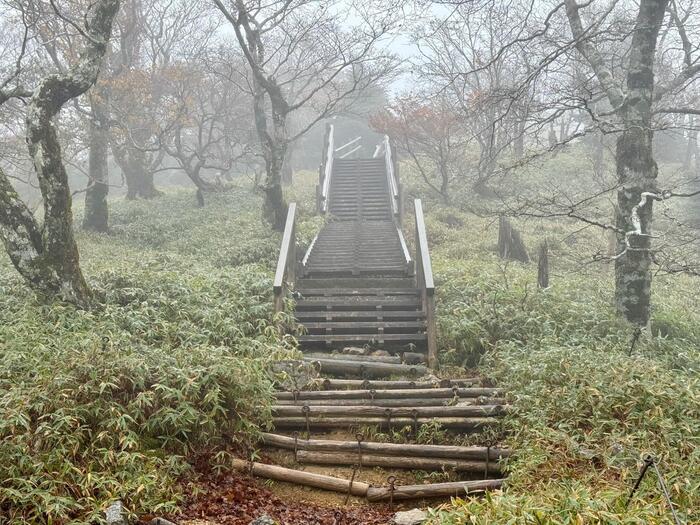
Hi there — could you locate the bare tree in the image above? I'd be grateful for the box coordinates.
[212,0,398,229]
[0,0,120,307]
[417,0,700,326]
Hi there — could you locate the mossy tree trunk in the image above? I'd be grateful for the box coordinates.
[0,0,120,308]
[566,0,668,326]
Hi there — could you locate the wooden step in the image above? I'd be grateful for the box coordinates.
[298,334,426,342]
[300,321,425,329]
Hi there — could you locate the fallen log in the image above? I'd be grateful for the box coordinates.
[260,433,510,460]
[272,404,507,418]
[274,397,507,407]
[229,458,369,497]
[304,352,401,364]
[296,450,503,474]
[276,387,501,401]
[366,479,505,502]
[304,358,427,378]
[309,378,481,390]
[272,416,496,430]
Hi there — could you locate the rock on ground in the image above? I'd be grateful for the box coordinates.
[393,509,427,525]
[250,515,277,525]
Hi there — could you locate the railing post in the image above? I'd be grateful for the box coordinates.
[414,199,437,369]
[273,203,298,315]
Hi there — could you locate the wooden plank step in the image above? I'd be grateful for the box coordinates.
[295,289,419,296]
[298,334,426,342]
[296,299,420,308]
[299,321,425,329]
[302,358,427,378]
[295,311,425,319]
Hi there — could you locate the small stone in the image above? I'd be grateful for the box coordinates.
[250,515,277,525]
[403,352,426,365]
[393,509,427,525]
[105,501,128,525]
[610,443,624,456]
[343,346,368,355]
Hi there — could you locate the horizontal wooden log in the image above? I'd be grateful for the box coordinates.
[272,416,496,430]
[304,352,401,364]
[275,397,506,407]
[296,450,502,474]
[308,378,481,390]
[272,405,507,418]
[260,433,510,460]
[303,358,428,378]
[276,387,501,401]
[230,458,369,497]
[366,479,505,502]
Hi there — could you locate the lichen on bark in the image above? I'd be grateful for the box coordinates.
[0,0,121,308]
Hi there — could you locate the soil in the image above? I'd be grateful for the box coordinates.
[159,470,395,525]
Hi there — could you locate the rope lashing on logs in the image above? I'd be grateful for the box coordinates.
[384,408,392,427]
[626,455,683,525]
[292,431,299,461]
[322,378,331,390]
[411,409,419,435]
[302,405,311,439]
[387,475,397,511]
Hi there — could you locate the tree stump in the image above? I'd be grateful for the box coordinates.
[537,239,549,289]
[497,217,530,263]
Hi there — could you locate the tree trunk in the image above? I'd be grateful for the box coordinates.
[537,239,549,289]
[614,129,657,326]
[0,0,120,307]
[116,145,160,200]
[281,140,295,186]
[497,216,530,263]
[83,85,110,232]
[613,0,667,326]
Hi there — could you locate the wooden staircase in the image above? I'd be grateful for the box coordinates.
[259,127,507,505]
[274,126,436,364]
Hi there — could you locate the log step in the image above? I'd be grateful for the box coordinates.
[259,433,510,460]
[275,397,507,407]
[272,404,508,417]
[305,378,481,390]
[296,450,503,474]
[272,416,496,430]
[276,387,502,400]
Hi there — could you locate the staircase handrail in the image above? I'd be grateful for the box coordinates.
[273,202,298,314]
[383,135,400,219]
[319,124,335,213]
[414,199,438,367]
